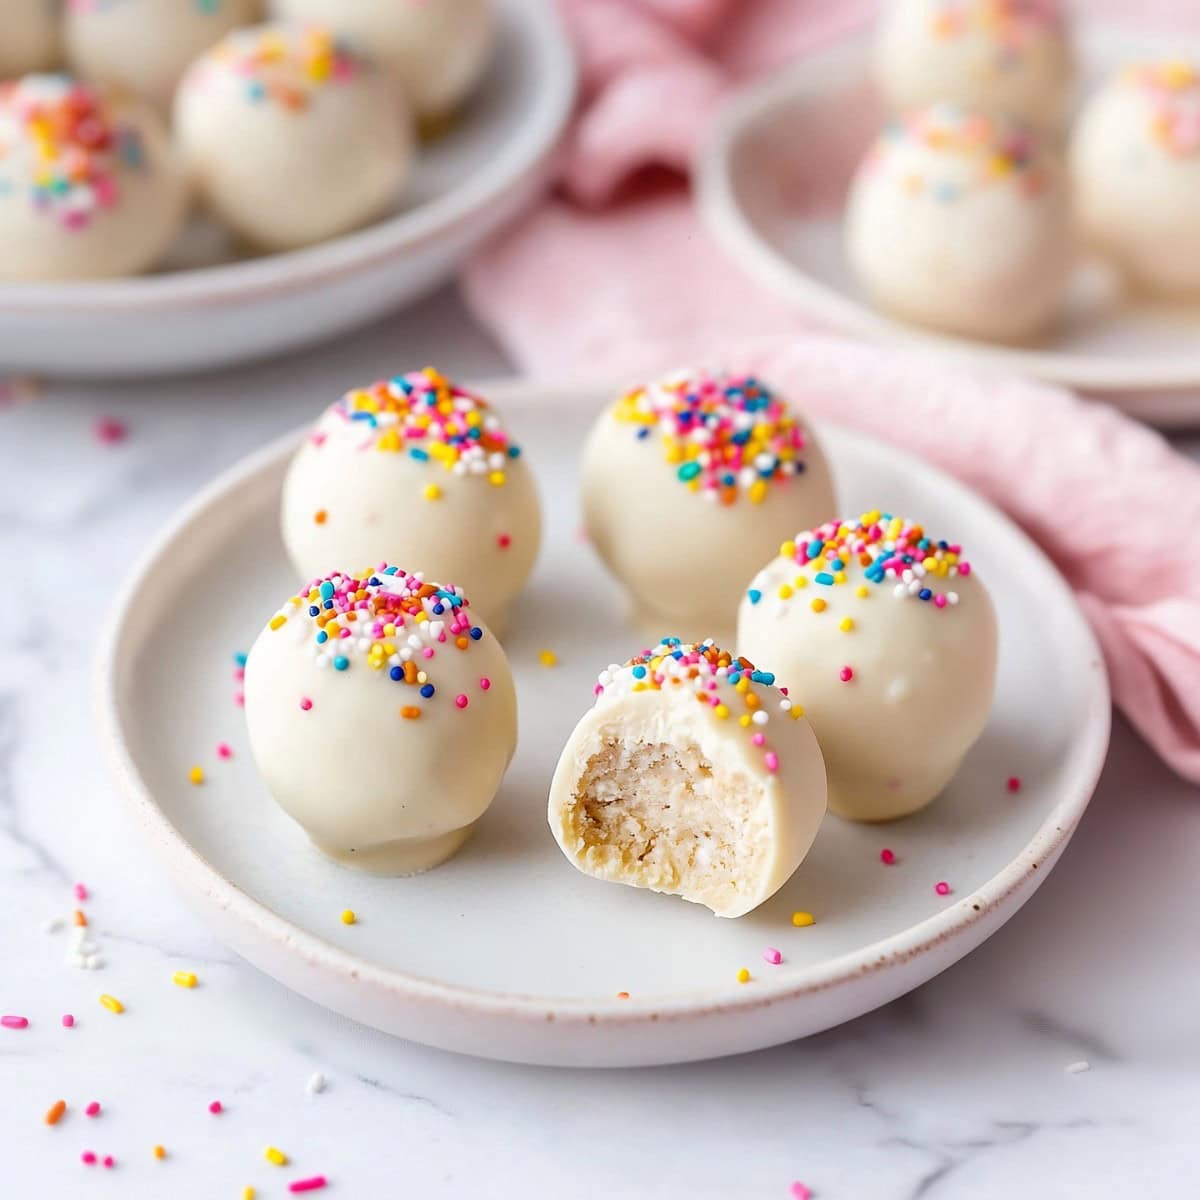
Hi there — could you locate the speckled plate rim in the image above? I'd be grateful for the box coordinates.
[0,0,574,315]
[694,22,1200,401]
[94,379,1111,1039]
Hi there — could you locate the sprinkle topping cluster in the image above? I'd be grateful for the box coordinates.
[266,566,490,717]
[613,369,810,505]
[67,0,231,12]
[930,0,1063,51]
[0,75,147,229]
[593,639,804,774]
[871,104,1046,200]
[189,26,359,110]
[747,511,970,615]
[1126,61,1200,156]
[320,367,522,485]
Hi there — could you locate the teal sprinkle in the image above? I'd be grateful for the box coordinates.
[747,589,762,605]
[333,655,349,671]
[677,462,702,482]
[814,572,835,586]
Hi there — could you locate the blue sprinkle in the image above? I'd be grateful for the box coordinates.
[632,665,647,679]
[390,666,403,681]
[308,606,319,617]
[315,631,327,645]
[432,603,445,615]
[323,599,333,610]
[636,428,650,440]
[814,572,835,586]
[333,656,349,671]
[234,652,248,667]
[807,540,823,559]
[368,577,380,587]
[420,684,435,698]
[349,411,377,426]
[410,448,429,461]
[383,566,399,575]
[831,559,844,571]
[508,445,522,458]
[319,581,335,600]
[919,588,933,601]
[748,589,762,605]
[469,626,483,640]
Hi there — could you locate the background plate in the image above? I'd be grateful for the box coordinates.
[696,21,1200,422]
[97,382,1111,1067]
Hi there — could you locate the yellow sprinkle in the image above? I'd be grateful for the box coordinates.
[834,571,847,584]
[172,971,198,988]
[791,911,815,927]
[341,909,356,925]
[856,585,869,598]
[243,1189,256,1200]
[839,617,854,632]
[777,584,793,600]
[793,575,808,589]
[153,1145,166,1160]
[790,704,805,719]
[269,614,287,631]
[713,704,729,719]
[739,714,752,727]
[489,471,507,487]
[423,483,441,501]
[810,598,826,613]
[539,650,558,667]
[99,994,124,1014]
[748,480,767,504]
[780,540,796,558]
[736,968,751,984]
[188,766,204,786]
[264,1146,288,1167]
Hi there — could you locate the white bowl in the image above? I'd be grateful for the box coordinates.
[96,379,1110,1067]
[695,20,1200,425]
[0,0,575,379]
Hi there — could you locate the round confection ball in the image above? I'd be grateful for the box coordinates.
[1071,63,1200,298]
[580,379,836,639]
[64,0,263,111]
[270,0,495,119]
[873,0,1073,131]
[845,105,1071,342]
[547,642,827,917]
[736,520,997,823]
[0,76,189,282]
[174,24,413,251]
[0,0,60,77]
[244,570,517,874]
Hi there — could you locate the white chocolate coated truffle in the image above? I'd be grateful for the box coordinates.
[0,75,188,282]
[64,0,262,111]
[548,640,827,918]
[244,566,518,874]
[874,0,1073,131]
[845,105,1071,342]
[581,370,836,639]
[1071,62,1200,298]
[0,0,59,77]
[175,24,412,251]
[281,369,541,635]
[271,0,494,119]
[737,512,997,822]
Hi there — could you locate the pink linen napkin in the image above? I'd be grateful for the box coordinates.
[461,0,1200,781]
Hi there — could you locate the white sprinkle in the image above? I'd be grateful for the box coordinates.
[751,710,769,725]
[306,1072,328,1095]
[1065,1060,1091,1075]
[43,916,65,935]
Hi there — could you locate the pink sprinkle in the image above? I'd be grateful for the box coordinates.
[74,883,89,901]
[290,1177,328,1194]
[102,1156,115,1169]
[934,594,947,609]
[497,534,511,549]
[751,732,765,746]
[790,1184,812,1200]
[1006,775,1022,793]
[421,647,435,659]
[762,947,782,965]
[81,1152,97,1166]
[234,692,245,707]
[62,1014,75,1028]
[93,417,127,444]
[455,694,469,709]
[299,697,313,711]
[479,677,491,691]
[935,881,951,896]
[1,1015,29,1030]
[208,1100,222,1115]
[234,667,245,681]
[216,743,232,759]
[880,848,896,865]
[839,666,854,683]
[958,562,971,576]
[85,1102,101,1118]
[764,751,779,772]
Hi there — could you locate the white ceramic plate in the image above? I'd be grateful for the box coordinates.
[0,0,574,380]
[695,22,1200,423]
[96,381,1111,1068]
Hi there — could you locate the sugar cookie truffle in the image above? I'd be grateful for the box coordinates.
[1071,61,1200,297]
[64,0,262,111]
[737,512,997,823]
[175,24,413,251]
[281,369,540,635]
[548,639,827,918]
[0,75,188,282]
[581,370,836,638]
[0,0,60,77]
[271,0,495,120]
[874,0,1073,131]
[244,566,517,874]
[845,104,1071,341]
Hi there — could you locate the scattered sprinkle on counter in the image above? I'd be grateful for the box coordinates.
[763,947,783,965]
[73,882,89,901]
[217,742,233,759]
[81,1151,96,1166]
[2,1014,29,1030]
[94,417,128,445]
[98,994,124,1014]
[791,911,815,927]
[173,970,198,988]
[85,1101,101,1118]
[208,1100,223,1115]
[1066,1060,1091,1075]
[935,881,952,896]
[243,1188,256,1200]
[736,968,751,984]
[1007,775,1022,793]
[340,909,356,925]
[153,1144,167,1160]
[616,991,630,1000]
[61,1014,74,1028]
[289,1176,329,1194]
[539,649,558,667]
[880,848,896,865]
[306,1072,327,1096]
[189,765,205,786]
[265,1146,289,1166]
[45,1099,66,1125]
[790,1183,813,1200]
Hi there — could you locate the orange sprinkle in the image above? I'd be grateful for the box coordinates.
[45,1100,66,1126]
[403,660,418,684]
[616,991,630,1000]
[73,910,88,927]
[400,706,421,720]
[455,636,469,650]
[313,509,327,525]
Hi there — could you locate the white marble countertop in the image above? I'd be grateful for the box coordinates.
[3,289,1200,1199]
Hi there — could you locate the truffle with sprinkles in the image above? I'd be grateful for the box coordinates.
[175,22,413,250]
[0,74,189,282]
[281,367,541,634]
[548,638,827,918]
[874,0,1074,131]
[581,368,835,637]
[845,102,1071,342]
[1072,60,1200,297]
[738,511,997,822]
[243,564,518,873]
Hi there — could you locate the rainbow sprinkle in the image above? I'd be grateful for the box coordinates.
[0,75,150,230]
[1126,61,1200,156]
[592,639,802,775]
[612,369,812,505]
[929,0,1064,53]
[264,566,491,717]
